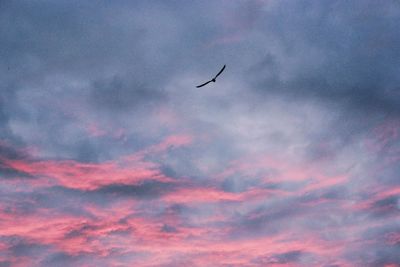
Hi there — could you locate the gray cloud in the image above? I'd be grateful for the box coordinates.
[249,0,400,118]
[253,250,308,265]
[90,74,167,112]
[0,142,33,179]
[93,180,176,199]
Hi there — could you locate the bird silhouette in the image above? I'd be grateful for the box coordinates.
[196,65,226,88]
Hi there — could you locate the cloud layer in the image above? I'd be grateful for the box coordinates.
[1,0,399,266]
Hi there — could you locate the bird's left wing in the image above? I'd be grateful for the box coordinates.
[196,80,212,88]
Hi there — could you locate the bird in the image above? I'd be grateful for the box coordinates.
[196,65,226,88]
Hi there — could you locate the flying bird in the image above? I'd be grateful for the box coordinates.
[196,65,226,88]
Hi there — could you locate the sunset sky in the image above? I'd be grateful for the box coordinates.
[0,1,399,266]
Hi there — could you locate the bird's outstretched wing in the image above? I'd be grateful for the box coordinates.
[196,80,212,88]
[214,65,226,79]
[195,65,226,88]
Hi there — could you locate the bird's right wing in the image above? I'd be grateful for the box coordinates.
[214,65,226,79]
[196,80,212,88]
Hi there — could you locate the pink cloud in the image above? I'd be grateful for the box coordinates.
[365,119,400,153]
[85,123,108,137]
[1,134,193,190]
[0,129,397,266]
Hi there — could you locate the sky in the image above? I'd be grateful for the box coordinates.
[0,0,399,266]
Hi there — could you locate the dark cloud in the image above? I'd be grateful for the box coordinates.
[250,0,400,118]
[370,195,399,217]
[41,252,84,267]
[90,75,166,112]
[46,180,177,205]
[253,250,306,265]
[0,85,24,144]
[346,243,400,267]
[221,175,262,193]
[0,143,26,161]
[343,223,400,266]
[0,142,33,179]
[0,262,11,267]
[93,180,176,199]
[161,224,178,233]
[0,164,31,179]
[232,198,307,238]
[9,241,48,257]
[299,185,349,203]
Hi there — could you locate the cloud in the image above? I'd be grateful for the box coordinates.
[0,0,399,266]
[89,75,167,112]
[0,141,33,179]
[253,250,308,265]
[91,180,177,199]
[248,0,400,118]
